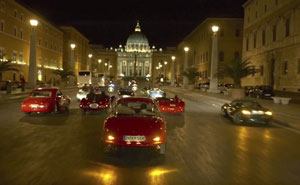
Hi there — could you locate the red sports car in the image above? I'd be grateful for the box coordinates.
[21,88,70,114]
[102,97,166,155]
[156,95,185,113]
[79,92,114,113]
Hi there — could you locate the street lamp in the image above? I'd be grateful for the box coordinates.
[28,19,38,88]
[208,25,220,93]
[183,47,189,88]
[70,43,76,74]
[98,59,102,64]
[88,54,93,71]
[164,61,168,83]
[171,56,176,86]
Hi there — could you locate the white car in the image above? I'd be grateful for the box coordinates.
[76,89,89,101]
[149,89,165,99]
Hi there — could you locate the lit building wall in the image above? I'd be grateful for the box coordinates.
[242,0,300,92]
[0,0,63,84]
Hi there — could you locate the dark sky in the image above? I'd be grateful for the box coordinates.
[18,0,247,48]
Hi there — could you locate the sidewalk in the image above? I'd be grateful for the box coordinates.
[0,86,78,102]
[162,86,300,132]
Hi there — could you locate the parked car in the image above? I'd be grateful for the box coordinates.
[102,97,166,155]
[251,86,274,99]
[244,86,254,97]
[148,88,166,99]
[21,88,70,114]
[221,100,273,124]
[156,95,185,114]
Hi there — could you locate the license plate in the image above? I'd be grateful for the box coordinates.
[89,103,98,108]
[252,110,264,115]
[30,104,38,108]
[170,104,176,107]
[169,108,175,110]
[99,105,105,108]
[265,94,271,96]
[123,135,146,141]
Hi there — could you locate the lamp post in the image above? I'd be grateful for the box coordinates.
[164,61,168,82]
[183,47,189,88]
[104,62,108,82]
[171,56,176,86]
[70,43,76,73]
[98,59,102,73]
[88,54,92,71]
[208,25,220,93]
[28,19,38,88]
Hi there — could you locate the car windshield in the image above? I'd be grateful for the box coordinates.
[31,91,52,98]
[115,101,158,117]
[240,101,261,107]
[149,91,165,98]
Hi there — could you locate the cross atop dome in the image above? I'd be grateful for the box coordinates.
[135,20,141,32]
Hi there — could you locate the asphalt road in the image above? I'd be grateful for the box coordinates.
[0,88,300,185]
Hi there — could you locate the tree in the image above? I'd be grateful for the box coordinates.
[216,58,256,88]
[52,69,74,82]
[182,67,201,85]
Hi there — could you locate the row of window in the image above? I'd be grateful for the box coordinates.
[246,0,280,24]
[245,18,291,51]
[282,60,300,75]
[197,28,241,41]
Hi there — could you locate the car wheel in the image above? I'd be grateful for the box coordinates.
[158,143,166,155]
[221,108,228,118]
[233,113,242,124]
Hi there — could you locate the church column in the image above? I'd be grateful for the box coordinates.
[142,61,145,76]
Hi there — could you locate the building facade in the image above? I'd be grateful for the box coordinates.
[0,0,63,85]
[176,18,244,84]
[242,0,300,92]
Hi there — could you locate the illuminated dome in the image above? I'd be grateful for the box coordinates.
[125,21,151,53]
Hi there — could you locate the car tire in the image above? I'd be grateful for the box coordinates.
[233,113,242,124]
[159,143,166,155]
[221,108,228,118]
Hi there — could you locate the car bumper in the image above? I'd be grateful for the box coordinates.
[80,104,109,110]
[240,116,272,124]
[160,106,184,113]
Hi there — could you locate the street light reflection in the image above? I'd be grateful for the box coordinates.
[148,168,177,185]
[84,169,116,185]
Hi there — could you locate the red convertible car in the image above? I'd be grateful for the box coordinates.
[156,95,185,114]
[21,88,70,114]
[79,92,114,113]
[102,97,166,155]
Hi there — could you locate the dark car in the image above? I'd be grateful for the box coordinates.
[244,86,254,96]
[221,100,273,124]
[118,88,135,98]
[252,86,274,99]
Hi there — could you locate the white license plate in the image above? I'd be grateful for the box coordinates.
[89,103,98,108]
[123,135,146,142]
[170,104,176,107]
[30,104,38,108]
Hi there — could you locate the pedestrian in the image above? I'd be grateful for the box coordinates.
[20,75,26,92]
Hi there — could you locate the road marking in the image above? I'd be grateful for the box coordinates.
[272,122,300,135]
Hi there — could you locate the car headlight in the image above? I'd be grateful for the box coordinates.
[241,110,251,115]
[107,135,115,140]
[265,111,272,116]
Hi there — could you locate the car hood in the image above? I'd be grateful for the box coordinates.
[105,116,165,136]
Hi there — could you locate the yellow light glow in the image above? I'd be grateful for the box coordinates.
[171,56,176,61]
[241,110,251,115]
[265,111,273,116]
[105,63,108,66]
[70,43,76,49]
[83,169,116,185]
[212,25,219,33]
[88,54,93,58]
[98,59,102,63]
[108,135,115,140]
[164,61,168,65]
[153,137,160,142]
[184,47,189,52]
[29,19,38,26]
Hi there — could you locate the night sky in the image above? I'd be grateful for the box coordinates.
[18,0,247,48]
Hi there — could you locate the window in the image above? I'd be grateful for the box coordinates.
[13,73,16,81]
[260,65,264,76]
[285,19,290,37]
[219,51,224,62]
[20,13,23,21]
[12,51,17,63]
[14,9,17,17]
[0,1,5,12]
[234,52,240,59]
[255,11,258,18]
[254,33,257,48]
[272,25,277,41]
[20,29,23,39]
[205,52,208,62]
[19,52,23,63]
[0,20,4,32]
[252,66,255,77]
[0,47,4,60]
[246,37,249,51]
[264,5,268,12]
[13,26,17,37]
[235,29,240,37]
[283,61,288,75]
[220,29,224,37]
[275,0,278,5]
[262,30,266,46]
[298,59,300,74]
[38,39,41,45]
[38,57,42,67]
